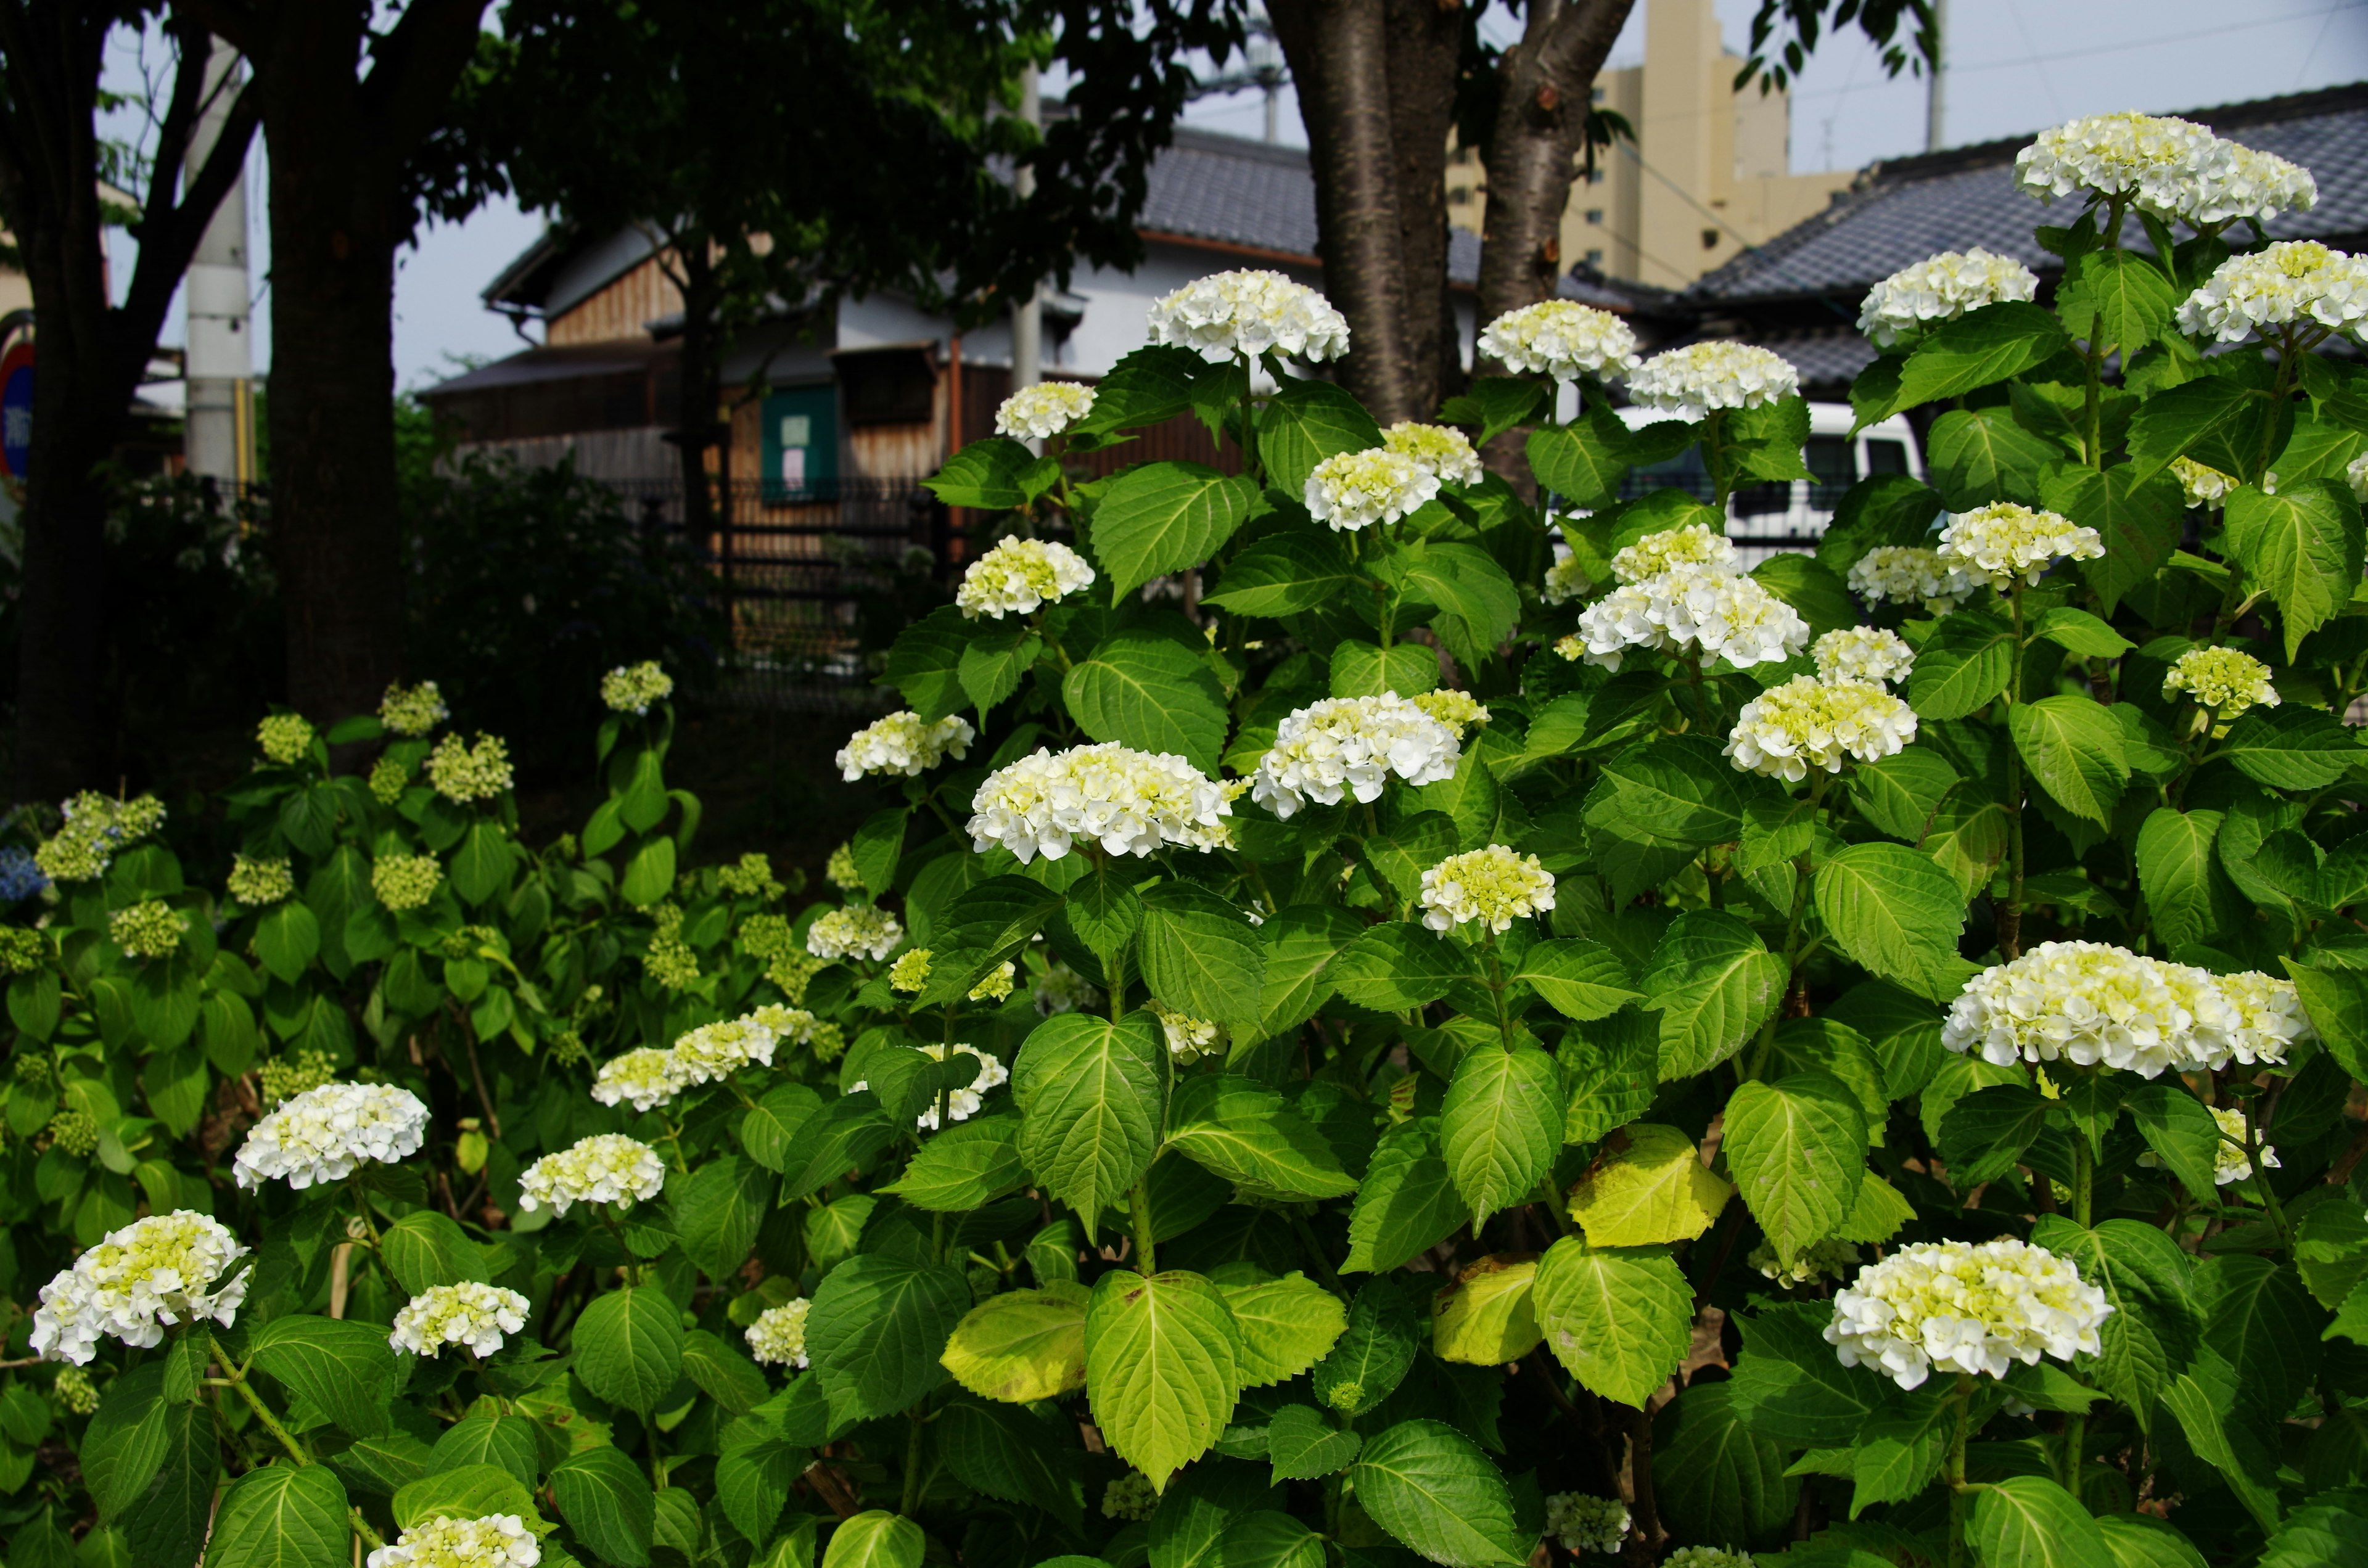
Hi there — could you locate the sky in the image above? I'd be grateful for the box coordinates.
[108,0,2368,395]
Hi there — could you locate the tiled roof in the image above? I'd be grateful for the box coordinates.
[1694,83,2368,305]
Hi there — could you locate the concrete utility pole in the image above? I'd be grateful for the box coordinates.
[1925,0,1947,154]
[1010,62,1043,393]
[184,36,252,483]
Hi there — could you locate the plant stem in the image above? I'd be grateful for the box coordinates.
[901,1408,927,1514]
[1482,937,1515,1050]
[1946,1371,1975,1568]
[1999,583,2029,960]
[210,1332,311,1466]
[1128,1171,1158,1275]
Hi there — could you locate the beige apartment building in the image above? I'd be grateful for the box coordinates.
[1447,0,1856,290]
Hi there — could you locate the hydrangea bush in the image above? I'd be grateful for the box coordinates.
[6,108,2368,1568]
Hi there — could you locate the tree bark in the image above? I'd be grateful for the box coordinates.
[1380,0,1463,416]
[670,237,721,547]
[191,0,489,725]
[0,4,258,797]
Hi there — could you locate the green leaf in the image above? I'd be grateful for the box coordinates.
[1344,1119,1468,1275]
[253,903,319,984]
[879,1122,1027,1211]
[1326,922,1474,1012]
[1651,1381,1799,1550]
[2056,248,2178,355]
[1724,1073,1868,1263]
[1560,1010,1659,1144]
[884,606,971,723]
[940,1283,1090,1403]
[1202,535,1360,618]
[84,1369,172,1519]
[778,1095,898,1203]
[1819,472,1948,577]
[1970,1475,2111,1567]
[927,437,1042,509]
[740,1083,823,1173]
[429,1413,536,1491]
[937,1397,1080,1523]
[1939,1084,2049,1186]
[2225,479,2365,657]
[1439,1041,1560,1228]
[821,1512,926,1568]
[1510,940,1641,1021]
[1139,880,1264,1038]
[682,1328,771,1417]
[1532,1238,1693,1408]
[2221,705,2363,790]
[1527,416,1630,511]
[1441,377,1552,447]
[2128,374,2272,483]
[1076,347,1202,435]
[1848,747,1960,844]
[808,1255,969,1425]
[717,1433,807,1547]
[1085,1270,1241,1490]
[1895,303,2071,408]
[672,1153,773,1281]
[1568,1123,1732,1247]
[1013,1011,1164,1238]
[2124,1082,2224,1199]
[1168,1077,1358,1200]
[1260,377,1384,496]
[2033,605,2134,659]
[251,1315,399,1437]
[117,1397,215,1568]
[2041,462,2183,614]
[1639,913,1786,1080]
[2095,1515,2210,1568]
[1092,462,1264,600]
[1729,1303,1889,1447]
[2010,695,2129,824]
[1265,1405,1361,1482]
[2031,1217,2197,1434]
[2197,1253,2321,1426]
[379,1210,487,1296]
[2136,809,2234,951]
[1348,1419,1523,1568]
[204,1464,350,1568]
[1254,905,1361,1040]
[620,836,676,907]
[1220,1271,1349,1386]
[1330,640,1441,699]
[572,1286,684,1416]
[1431,1255,1542,1366]
[1926,408,2058,511]
[1907,610,2015,720]
[1311,1279,1420,1416]
[1814,841,1973,1001]
[1065,631,1231,776]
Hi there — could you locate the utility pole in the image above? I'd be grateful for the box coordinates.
[1925,0,1947,154]
[1010,62,1043,393]
[184,38,253,485]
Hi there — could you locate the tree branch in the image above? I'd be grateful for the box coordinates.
[361,0,492,162]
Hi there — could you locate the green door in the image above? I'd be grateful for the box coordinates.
[761,384,837,498]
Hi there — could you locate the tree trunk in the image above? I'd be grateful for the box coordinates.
[673,241,720,547]
[1381,0,1463,417]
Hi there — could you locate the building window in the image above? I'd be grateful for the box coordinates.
[1591,86,1605,103]
[1584,208,1604,225]
[1701,228,1721,250]
[1583,248,1604,266]
[1450,186,1472,205]
[1587,168,1606,185]
[762,384,838,499]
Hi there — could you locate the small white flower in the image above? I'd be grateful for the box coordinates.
[1572,562,1810,673]
[1935,503,2103,589]
[670,1015,780,1085]
[2139,1104,2279,1187]
[1813,626,1915,686]
[590,1048,692,1113]
[1541,552,1592,607]
[232,1083,430,1191]
[519,1133,667,1215]
[2178,239,2368,344]
[1149,1000,1220,1064]
[1251,694,1461,819]
[366,1514,540,1568]
[2347,451,2368,503]
[1304,448,1441,532]
[2218,970,2314,1066]
[1419,845,1555,935]
[1752,1238,1861,1287]
[1825,1238,2112,1391]
[2163,646,2279,722]
[1847,546,1975,615]
[1381,421,1484,486]
[1625,342,1799,421]
[1475,300,1642,382]
[1146,270,1350,363]
[2172,456,2242,510]
[1610,523,1739,585]
[1034,963,1103,1016]
[805,906,905,963]
[747,1299,812,1368]
[390,1283,532,1359]
[1724,675,1918,782]
[600,662,673,715]
[2014,112,2314,228]
[968,742,1233,863]
[1858,248,2041,347]
[836,710,976,781]
[852,1043,1008,1130]
[1542,1493,1629,1556]
[1942,940,2240,1078]
[31,1211,250,1364]
[995,383,1096,440]
[954,538,1097,620]
[1410,689,1490,739]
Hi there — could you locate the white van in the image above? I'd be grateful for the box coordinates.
[1610,403,1926,568]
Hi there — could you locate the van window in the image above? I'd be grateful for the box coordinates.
[1806,435,1855,509]
[1733,480,1791,517]
[1616,445,1716,504]
[1865,438,1911,476]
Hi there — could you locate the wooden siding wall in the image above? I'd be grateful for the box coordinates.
[548,257,683,346]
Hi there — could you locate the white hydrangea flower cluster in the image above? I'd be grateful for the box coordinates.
[1826,1237,2113,1390]
[1610,522,1739,585]
[601,661,673,715]
[1941,940,2244,1078]
[1475,300,1643,382]
[1724,675,1918,782]
[1571,561,1810,673]
[968,742,1233,863]
[1381,421,1484,486]
[2163,646,2279,722]
[1540,552,1591,607]
[2220,971,2314,1066]
[1411,689,1489,738]
[1149,1000,1220,1064]
[1419,845,1556,935]
[836,710,976,781]
[1813,626,1915,686]
[1035,963,1103,1016]
[2177,240,2368,343]
[1848,546,1975,615]
[590,1047,692,1112]
[1662,1551,1754,1568]
[31,1211,250,1363]
[366,1514,540,1568]
[2139,1104,2278,1187]
[1752,1238,1862,1287]
[853,1043,1008,1130]
[2171,456,2240,510]
[1305,448,1441,532]
[1936,503,2104,589]
[1857,247,2042,347]
[1542,1493,1630,1556]
[517,1133,668,1215]
[379,681,450,737]
[747,1299,812,1368]
[427,733,514,804]
[2350,451,2368,503]
[1146,269,1350,363]
[995,382,1096,440]
[955,538,1097,620]
[1625,342,1799,421]
[807,906,905,963]
[2013,112,2316,228]
[1251,694,1461,818]
[390,1283,532,1359]
[672,1016,780,1085]
[232,1082,430,1191]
